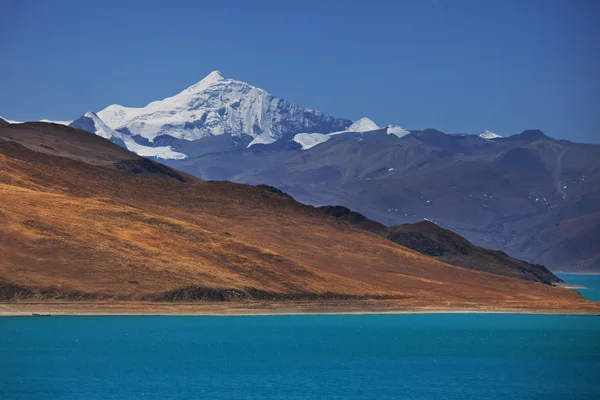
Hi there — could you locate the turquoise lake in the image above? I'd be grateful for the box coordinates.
[1,275,599,400]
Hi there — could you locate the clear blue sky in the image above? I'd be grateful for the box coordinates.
[1,0,598,143]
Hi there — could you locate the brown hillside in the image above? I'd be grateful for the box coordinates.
[0,123,596,311]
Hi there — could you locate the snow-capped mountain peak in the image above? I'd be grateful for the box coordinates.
[347,117,380,132]
[185,70,225,93]
[479,130,502,139]
[96,70,351,145]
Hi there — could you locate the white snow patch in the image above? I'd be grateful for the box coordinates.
[247,135,279,147]
[40,119,72,125]
[292,118,412,151]
[386,125,410,138]
[479,130,502,140]
[292,133,332,150]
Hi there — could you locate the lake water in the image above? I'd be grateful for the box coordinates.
[558,273,600,302]
[2,275,599,400]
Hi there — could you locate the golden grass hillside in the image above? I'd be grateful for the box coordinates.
[0,122,597,311]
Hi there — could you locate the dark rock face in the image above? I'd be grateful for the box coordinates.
[113,159,188,182]
[0,118,10,127]
[152,286,249,302]
[151,286,404,302]
[319,205,562,285]
[0,281,104,301]
[255,184,295,200]
[386,221,562,285]
[317,205,388,235]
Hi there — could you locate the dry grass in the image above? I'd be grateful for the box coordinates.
[0,125,598,312]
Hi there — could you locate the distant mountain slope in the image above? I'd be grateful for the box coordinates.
[0,122,592,312]
[170,128,600,272]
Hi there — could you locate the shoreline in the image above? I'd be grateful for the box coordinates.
[554,283,588,290]
[2,301,600,317]
[555,272,600,275]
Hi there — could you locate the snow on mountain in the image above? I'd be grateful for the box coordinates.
[39,119,72,125]
[0,116,20,124]
[293,133,332,150]
[0,116,71,125]
[479,130,502,139]
[347,117,379,132]
[71,112,125,142]
[386,125,410,138]
[123,139,186,160]
[97,70,351,146]
[293,118,408,150]
[70,112,186,160]
[97,104,137,129]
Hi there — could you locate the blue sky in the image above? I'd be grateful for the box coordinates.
[1,0,598,143]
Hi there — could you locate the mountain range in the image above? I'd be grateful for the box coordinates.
[2,119,596,313]
[190,126,598,273]
[3,71,599,272]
